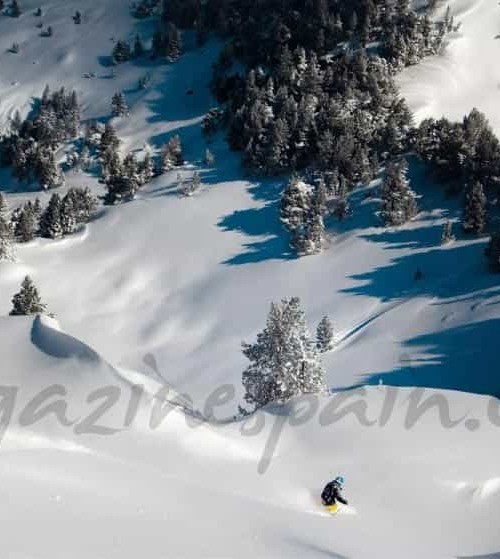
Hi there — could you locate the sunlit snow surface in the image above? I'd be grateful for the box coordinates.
[0,1,500,557]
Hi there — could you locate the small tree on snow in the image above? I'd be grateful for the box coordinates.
[242,297,326,408]
[112,40,132,64]
[161,135,183,172]
[380,159,418,226]
[316,316,334,353]
[204,148,215,166]
[10,276,46,316]
[111,92,129,117]
[179,171,201,197]
[441,220,455,244]
[463,181,487,234]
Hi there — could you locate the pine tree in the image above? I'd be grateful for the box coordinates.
[10,276,46,316]
[179,171,201,196]
[69,187,97,223]
[316,316,334,353]
[112,40,132,64]
[101,145,122,184]
[242,297,326,407]
[204,148,215,166]
[13,201,37,243]
[441,220,455,244]
[40,193,63,239]
[380,159,418,226]
[122,152,138,180]
[161,135,183,172]
[67,90,80,137]
[463,181,487,234]
[100,122,120,152]
[60,191,77,235]
[139,152,155,184]
[280,175,311,237]
[111,92,129,117]
[166,22,182,61]
[0,193,15,261]
[37,148,65,190]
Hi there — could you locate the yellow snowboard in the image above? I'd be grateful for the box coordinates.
[325,503,340,515]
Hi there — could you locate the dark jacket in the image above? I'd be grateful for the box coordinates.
[321,481,348,506]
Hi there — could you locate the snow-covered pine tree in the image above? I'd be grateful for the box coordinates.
[0,193,15,261]
[280,175,311,245]
[299,213,325,255]
[111,92,129,117]
[36,147,65,190]
[100,145,122,184]
[316,316,334,353]
[112,40,132,64]
[204,148,215,166]
[105,175,140,204]
[242,297,326,408]
[139,151,155,184]
[166,22,182,61]
[67,90,80,137]
[179,171,201,197]
[60,191,77,235]
[40,193,63,239]
[380,159,418,226]
[10,276,47,316]
[191,171,201,193]
[100,122,120,152]
[13,201,37,243]
[122,152,138,180]
[441,220,455,244]
[161,135,183,172]
[463,181,487,234]
[70,187,97,223]
[79,145,91,172]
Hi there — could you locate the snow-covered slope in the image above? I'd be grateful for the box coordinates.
[0,0,500,557]
[2,316,500,559]
[399,0,500,134]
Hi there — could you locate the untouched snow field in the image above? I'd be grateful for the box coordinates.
[399,0,500,134]
[0,0,499,557]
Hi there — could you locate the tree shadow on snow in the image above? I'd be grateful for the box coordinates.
[357,317,500,398]
[341,236,494,303]
[217,178,294,265]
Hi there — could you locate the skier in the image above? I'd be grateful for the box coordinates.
[321,476,348,514]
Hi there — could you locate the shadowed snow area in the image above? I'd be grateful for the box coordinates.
[0,0,500,557]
